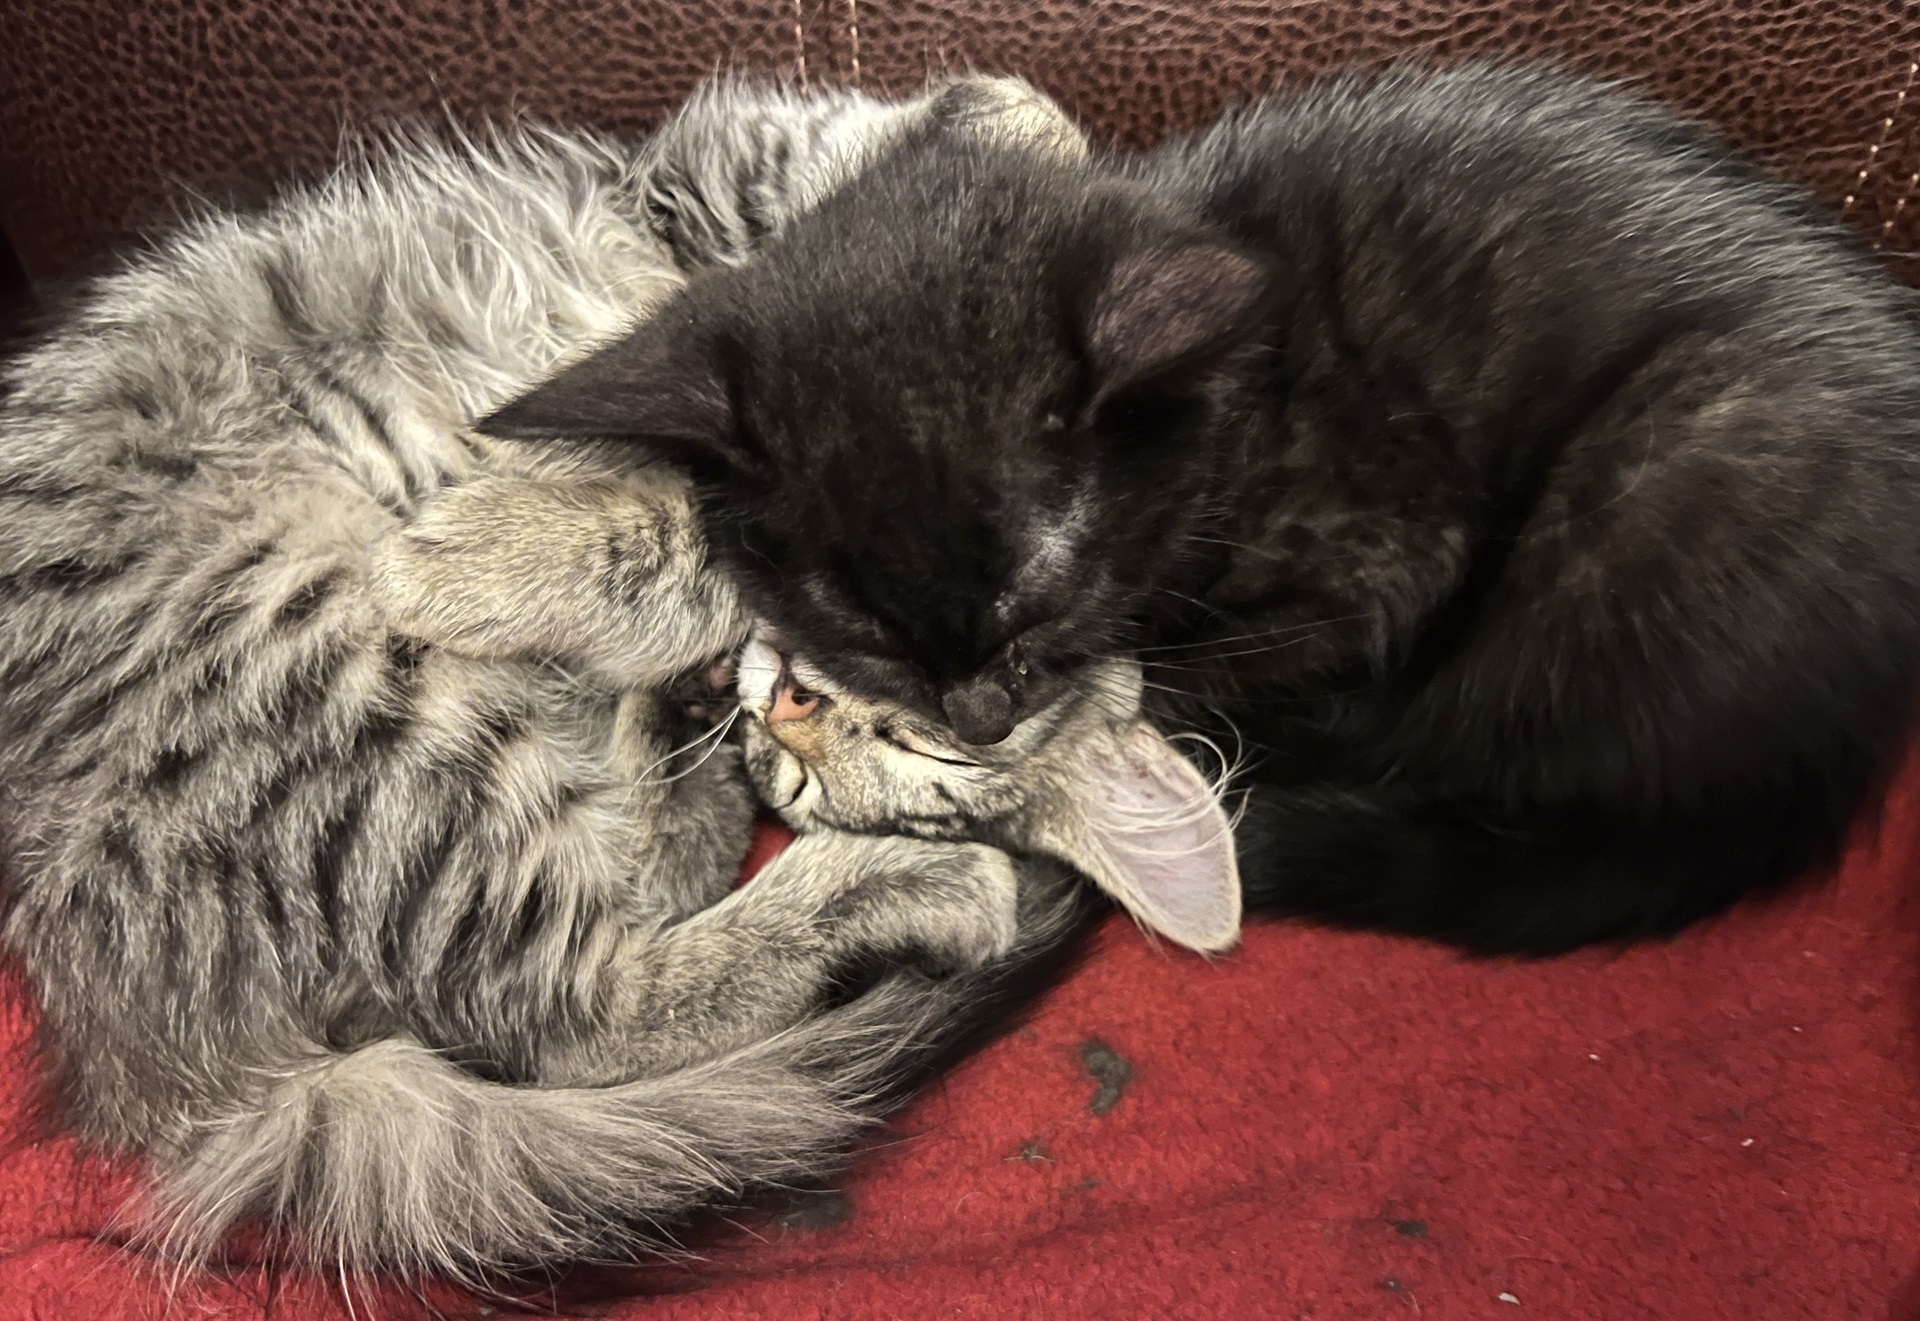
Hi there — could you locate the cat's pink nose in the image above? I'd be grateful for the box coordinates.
[767,656,822,725]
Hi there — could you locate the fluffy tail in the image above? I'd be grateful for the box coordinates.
[1235,778,1866,955]
[142,868,1094,1278]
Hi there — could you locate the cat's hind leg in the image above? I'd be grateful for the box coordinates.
[541,829,1022,1084]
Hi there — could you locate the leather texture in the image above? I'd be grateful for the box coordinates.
[1,2,1918,282]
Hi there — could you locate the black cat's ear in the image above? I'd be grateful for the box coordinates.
[1086,243,1276,398]
[478,317,750,476]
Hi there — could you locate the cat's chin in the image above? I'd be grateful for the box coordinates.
[740,715,821,826]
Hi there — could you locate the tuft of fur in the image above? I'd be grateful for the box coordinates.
[485,62,1920,954]
[0,75,1096,1278]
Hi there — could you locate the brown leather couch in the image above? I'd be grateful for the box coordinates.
[2,1,1918,294]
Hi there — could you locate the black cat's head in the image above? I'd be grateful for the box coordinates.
[482,140,1277,743]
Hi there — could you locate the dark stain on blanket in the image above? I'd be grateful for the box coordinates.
[1079,1038,1134,1115]
[773,1187,852,1231]
[1393,1219,1429,1239]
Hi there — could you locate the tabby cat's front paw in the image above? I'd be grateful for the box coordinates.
[369,494,521,658]
[370,475,745,683]
[838,838,1022,974]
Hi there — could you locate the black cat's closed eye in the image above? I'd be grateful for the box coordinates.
[1095,389,1201,443]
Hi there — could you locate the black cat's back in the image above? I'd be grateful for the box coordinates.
[1131,66,1920,949]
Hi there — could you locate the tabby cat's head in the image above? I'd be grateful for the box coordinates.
[735,634,1240,953]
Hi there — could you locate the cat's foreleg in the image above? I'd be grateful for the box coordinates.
[369,472,746,688]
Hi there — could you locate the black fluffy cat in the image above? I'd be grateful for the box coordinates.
[487,65,1920,954]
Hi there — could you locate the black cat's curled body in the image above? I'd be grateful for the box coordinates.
[486,65,1920,955]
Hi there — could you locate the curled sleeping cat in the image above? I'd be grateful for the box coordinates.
[0,73,1225,1282]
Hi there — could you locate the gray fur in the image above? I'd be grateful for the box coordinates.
[0,75,1089,1277]
[737,641,1241,952]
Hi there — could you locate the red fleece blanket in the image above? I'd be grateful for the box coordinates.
[0,757,1916,1321]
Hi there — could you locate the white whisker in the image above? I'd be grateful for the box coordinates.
[637,704,742,786]
[1129,612,1371,658]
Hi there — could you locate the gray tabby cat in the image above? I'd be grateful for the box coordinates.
[0,75,1207,1280]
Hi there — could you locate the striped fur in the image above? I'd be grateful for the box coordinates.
[0,76,1092,1278]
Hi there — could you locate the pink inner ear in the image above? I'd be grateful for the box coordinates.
[1084,723,1242,952]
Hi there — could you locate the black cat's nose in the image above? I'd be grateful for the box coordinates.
[941,673,1018,745]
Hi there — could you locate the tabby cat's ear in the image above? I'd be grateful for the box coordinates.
[478,320,752,477]
[1031,719,1242,953]
[1085,242,1277,399]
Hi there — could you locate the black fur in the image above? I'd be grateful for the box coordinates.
[486,65,1920,954]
